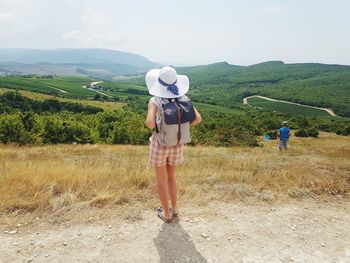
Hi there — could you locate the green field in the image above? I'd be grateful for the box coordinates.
[194,102,244,115]
[247,97,333,117]
[1,71,349,121]
[0,76,95,97]
[99,81,148,98]
[1,76,242,115]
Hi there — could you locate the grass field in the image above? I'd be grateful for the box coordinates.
[0,132,349,214]
[0,76,96,97]
[0,78,246,115]
[100,81,149,98]
[194,102,244,115]
[29,77,96,96]
[0,88,125,110]
[247,97,333,117]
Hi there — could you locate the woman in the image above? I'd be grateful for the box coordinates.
[145,66,201,223]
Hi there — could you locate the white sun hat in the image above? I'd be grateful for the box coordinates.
[145,66,189,98]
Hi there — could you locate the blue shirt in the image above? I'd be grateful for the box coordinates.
[279,127,290,141]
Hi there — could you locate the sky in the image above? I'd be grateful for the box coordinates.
[0,0,349,66]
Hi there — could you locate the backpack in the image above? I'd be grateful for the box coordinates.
[152,95,196,146]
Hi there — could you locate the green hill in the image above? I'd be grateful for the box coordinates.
[173,61,350,117]
[123,61,350,117]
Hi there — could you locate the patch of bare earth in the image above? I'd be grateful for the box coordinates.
[0,199,349,263]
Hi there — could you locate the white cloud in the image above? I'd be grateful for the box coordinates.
[264,4,285,16]
[63,0,80,5]
[0,0,349,65]
[0,12,14,21]
[61,9,127,48]
[62,30,126,46]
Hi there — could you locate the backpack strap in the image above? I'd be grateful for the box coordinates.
[170,100,181,145]
[152,97,163,134]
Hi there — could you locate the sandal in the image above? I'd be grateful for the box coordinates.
[157,207,178,218]
[158,210,172,223]
[171,208,179,217]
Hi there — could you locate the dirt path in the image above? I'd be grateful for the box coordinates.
[1,200,349,263]
[243,95,337,117]
[82,81,111,98]
[47,86,68,94]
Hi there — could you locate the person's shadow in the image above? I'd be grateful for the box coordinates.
[153,221,207,263]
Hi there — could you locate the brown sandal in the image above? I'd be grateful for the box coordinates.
[157,210,172,223]
[157,207,178,218]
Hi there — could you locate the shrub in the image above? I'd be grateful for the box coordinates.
[0,113,31,144]
[307,128,319,138]
[295,128,319,138]
[295,129,308,137]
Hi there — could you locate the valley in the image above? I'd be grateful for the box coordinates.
[1,51,349,146]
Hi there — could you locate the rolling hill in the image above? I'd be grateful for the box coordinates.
[1,48,348,117]
[122,61,350,117]
[174,61,350,117]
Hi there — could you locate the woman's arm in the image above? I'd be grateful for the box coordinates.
[191,107,202,126]
[145,99,157,129]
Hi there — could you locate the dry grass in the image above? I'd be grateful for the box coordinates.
[0,87,125,110]
[0,132,349,214]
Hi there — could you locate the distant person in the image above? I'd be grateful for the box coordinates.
[145,66,201,223]
[278,121,291,150]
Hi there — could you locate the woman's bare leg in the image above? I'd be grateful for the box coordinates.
[155,166,171,220]
[167,165,177,214]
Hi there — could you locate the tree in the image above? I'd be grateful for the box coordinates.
[94,94,101,100]
[0,114,27,144]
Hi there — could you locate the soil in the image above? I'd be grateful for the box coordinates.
[1,199,349,263]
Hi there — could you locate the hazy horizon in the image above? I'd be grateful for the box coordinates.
[2,47,350,67]
[1,0,349,66]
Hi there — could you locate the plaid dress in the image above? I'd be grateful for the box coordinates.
[149,134,184,167]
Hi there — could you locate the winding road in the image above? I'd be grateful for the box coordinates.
[82,81,111,98]
[243,95,337,117]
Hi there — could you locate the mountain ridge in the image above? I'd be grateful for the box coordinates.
[0,48,160,66]
[0,48,161,78]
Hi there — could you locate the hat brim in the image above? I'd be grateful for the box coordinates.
[145,69,189,98]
